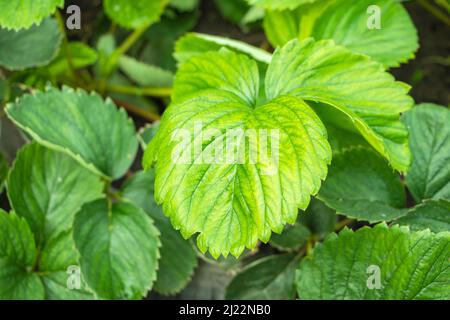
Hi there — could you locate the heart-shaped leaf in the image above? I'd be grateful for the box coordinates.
[145,48,332,258]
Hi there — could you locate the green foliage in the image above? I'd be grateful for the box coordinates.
[104,0,169,29]
[6,86,138,180]
[214,0,250,24]
[0,0,448,302]
[46,42,98,78]
[299,199,336,238]
[318,147,407,222]
[0,152,7,189]
[119,56,173,87]
[226,254,299,299]
[263,0,418,68]
[296,224,450,299]
[0,0,63,30]
[266,38,413,172]
[0,212,43,299]
[175,33,272,65]
[270,223,311,252]
[145,46,332,258]
[122,171,198,295]
[246,0,317,10]
[73,199,160,299]
[403,103,450,202]
[170,0,199,12]
[0,18,62,70]
[7,143,103,245]
[396,200,450,233]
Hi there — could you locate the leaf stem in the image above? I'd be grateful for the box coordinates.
[113,23,151,58]
[335,218,354,231]
[106,84,172,98]
[417,0,450,26]
[113,99,161,122]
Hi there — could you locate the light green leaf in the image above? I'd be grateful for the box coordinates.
[170,0,199,11]
[0,211,44,300]
[145,48,331,258]
[226,254,299,299]
[263,2,330,49]
[241,6,265,25]
[246,0,317,10]
[403,103,450,202]
[296,224,450,299]
[270,223,311,251]
[0,18,62,70]
[7,143,104,244]
[73,199,160,299]
[309,0,418,68]
[264,0,418,68]
[175,32,272,65]
[119,55,173,87]
[6,86,138,180]
[266,38,414,172]
[104,0,169,29]
[39,230,96,300]
[318,147,406,222]
[0,0,63,30]
[395,200,450,233]
[122,170,198,295]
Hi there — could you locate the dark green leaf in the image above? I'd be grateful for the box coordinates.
[7,143,103,244]
[73,199,160,299]
[318,147,407,222]
[395,200,450,233]
[403,103,450,202]
[122,171,198,295]
[0,18,62,70]
[226,254,299,299]
[6,86,138,180]
[270,224,310,251]
[296,224,450,299]
[0,211,44,299]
